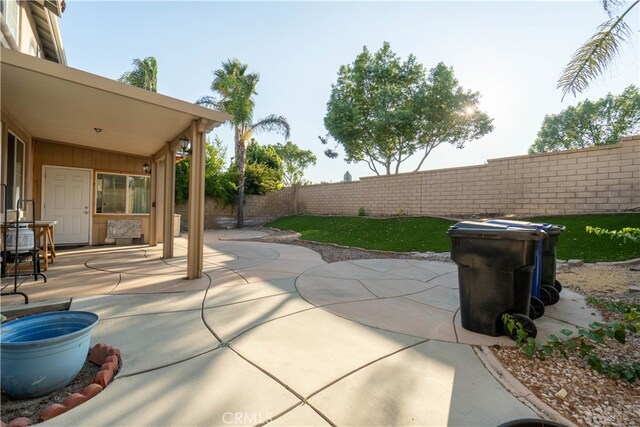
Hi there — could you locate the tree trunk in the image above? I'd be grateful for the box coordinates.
[236,132,246,228]
[293,184,298,215]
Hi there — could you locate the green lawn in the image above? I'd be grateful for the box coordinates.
[266,215,456,253]
[528,214,639,263]
[267,214,640,262]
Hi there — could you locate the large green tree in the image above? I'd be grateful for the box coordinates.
[118,57,158,92]
[558,0,638,99]
[322,42,493,175]
[197,60,290,227]
[529,85,640,153]
[175,136,235,205]
[243,139,283,194]
[273,141,317,187]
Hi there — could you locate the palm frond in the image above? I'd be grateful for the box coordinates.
[251,115,291,140]
[558,2,637,100]
[196,96,219,108]
[602,0,624,16]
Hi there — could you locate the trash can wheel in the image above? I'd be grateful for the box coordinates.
[554,279,562,293]
[506,313,537,340]
[540,285,560,306]
[529,296,545,320]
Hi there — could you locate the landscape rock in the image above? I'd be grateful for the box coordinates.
[568,259,584,267]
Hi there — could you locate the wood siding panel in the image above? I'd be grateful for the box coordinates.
[33,140,152,244]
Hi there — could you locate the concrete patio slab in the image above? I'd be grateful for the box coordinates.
[232,308,425,397]
[348,258,413,272]
[239,259,326,274]
[203,292,315,342]
[85,252,184,276]
[308,340,537,427]
[422,271,459,289]
[3,230,605,427]
[203,268,249,288]
[453,310,515,347]
[109,272,211,294]
[243,272,298,285]
[43,348,299,427]
[204,280,298,309]
[543,289,603,327]
[407,259,458,275]
[6,269,120,303]
[302,262,395,280]
[212,229,269,240]
[87,308,216,375]
[533,315,588,345]
[358,278,435,298]
[385,265,441,282]
[322,297,456,342]
[295,275,377,305]
[70,291,206,319]
[214,243,281,261]
[404,285,460,312]
[266,404,330,426]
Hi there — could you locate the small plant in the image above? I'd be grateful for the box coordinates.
[396,208,406,216]
[502,301,640,382]
[585,226,640,243]
[357,207,366,217]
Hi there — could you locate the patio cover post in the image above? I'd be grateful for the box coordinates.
[187,119,206,279]
[148,158,157,246]
[162,142,176,259]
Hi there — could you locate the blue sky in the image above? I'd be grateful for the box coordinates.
[60,1,639,184]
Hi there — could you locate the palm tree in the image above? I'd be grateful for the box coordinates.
[119,57,158,92]
[197,59,290,227]
[558,0,638,100]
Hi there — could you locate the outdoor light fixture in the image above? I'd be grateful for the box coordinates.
[93,127,102,133]
[143,163,151,174]
[179,136,191,153]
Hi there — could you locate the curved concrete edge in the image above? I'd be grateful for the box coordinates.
[557,257,640,267]
[473,346,578,427]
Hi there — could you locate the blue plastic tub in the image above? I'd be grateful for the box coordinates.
[1,311,99,398]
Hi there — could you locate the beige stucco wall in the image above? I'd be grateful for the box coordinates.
[179,137,640,226]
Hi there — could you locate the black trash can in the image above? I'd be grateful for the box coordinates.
[487,219,565,308]
[539,224,565,292]
[448,221,546,337]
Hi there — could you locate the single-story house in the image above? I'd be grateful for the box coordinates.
[1,1,231,279]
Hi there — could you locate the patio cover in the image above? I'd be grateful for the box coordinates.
[1,47,232,279]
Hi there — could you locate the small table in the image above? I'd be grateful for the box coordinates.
[33,221,57,271]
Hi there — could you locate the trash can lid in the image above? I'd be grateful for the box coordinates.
[447,221,546,240]
[486,219,565,235]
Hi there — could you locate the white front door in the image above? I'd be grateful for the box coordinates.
[43,166,91,245]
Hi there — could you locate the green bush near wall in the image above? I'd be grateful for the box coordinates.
[528,213,640,263]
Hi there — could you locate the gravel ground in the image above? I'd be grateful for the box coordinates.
[256,227,640,427]
[1,359,100,423]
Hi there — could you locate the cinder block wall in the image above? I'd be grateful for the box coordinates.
[296,137,640,217]
[176,187,294,229]
[177,137,640,228]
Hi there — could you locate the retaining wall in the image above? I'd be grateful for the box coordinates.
[176,137,640,228]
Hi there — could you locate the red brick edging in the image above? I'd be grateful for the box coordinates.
[2,343,121,426]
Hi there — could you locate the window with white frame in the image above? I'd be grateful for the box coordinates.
[1,0,20,44]
[96,173,150,214]
[4,131,25,210]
